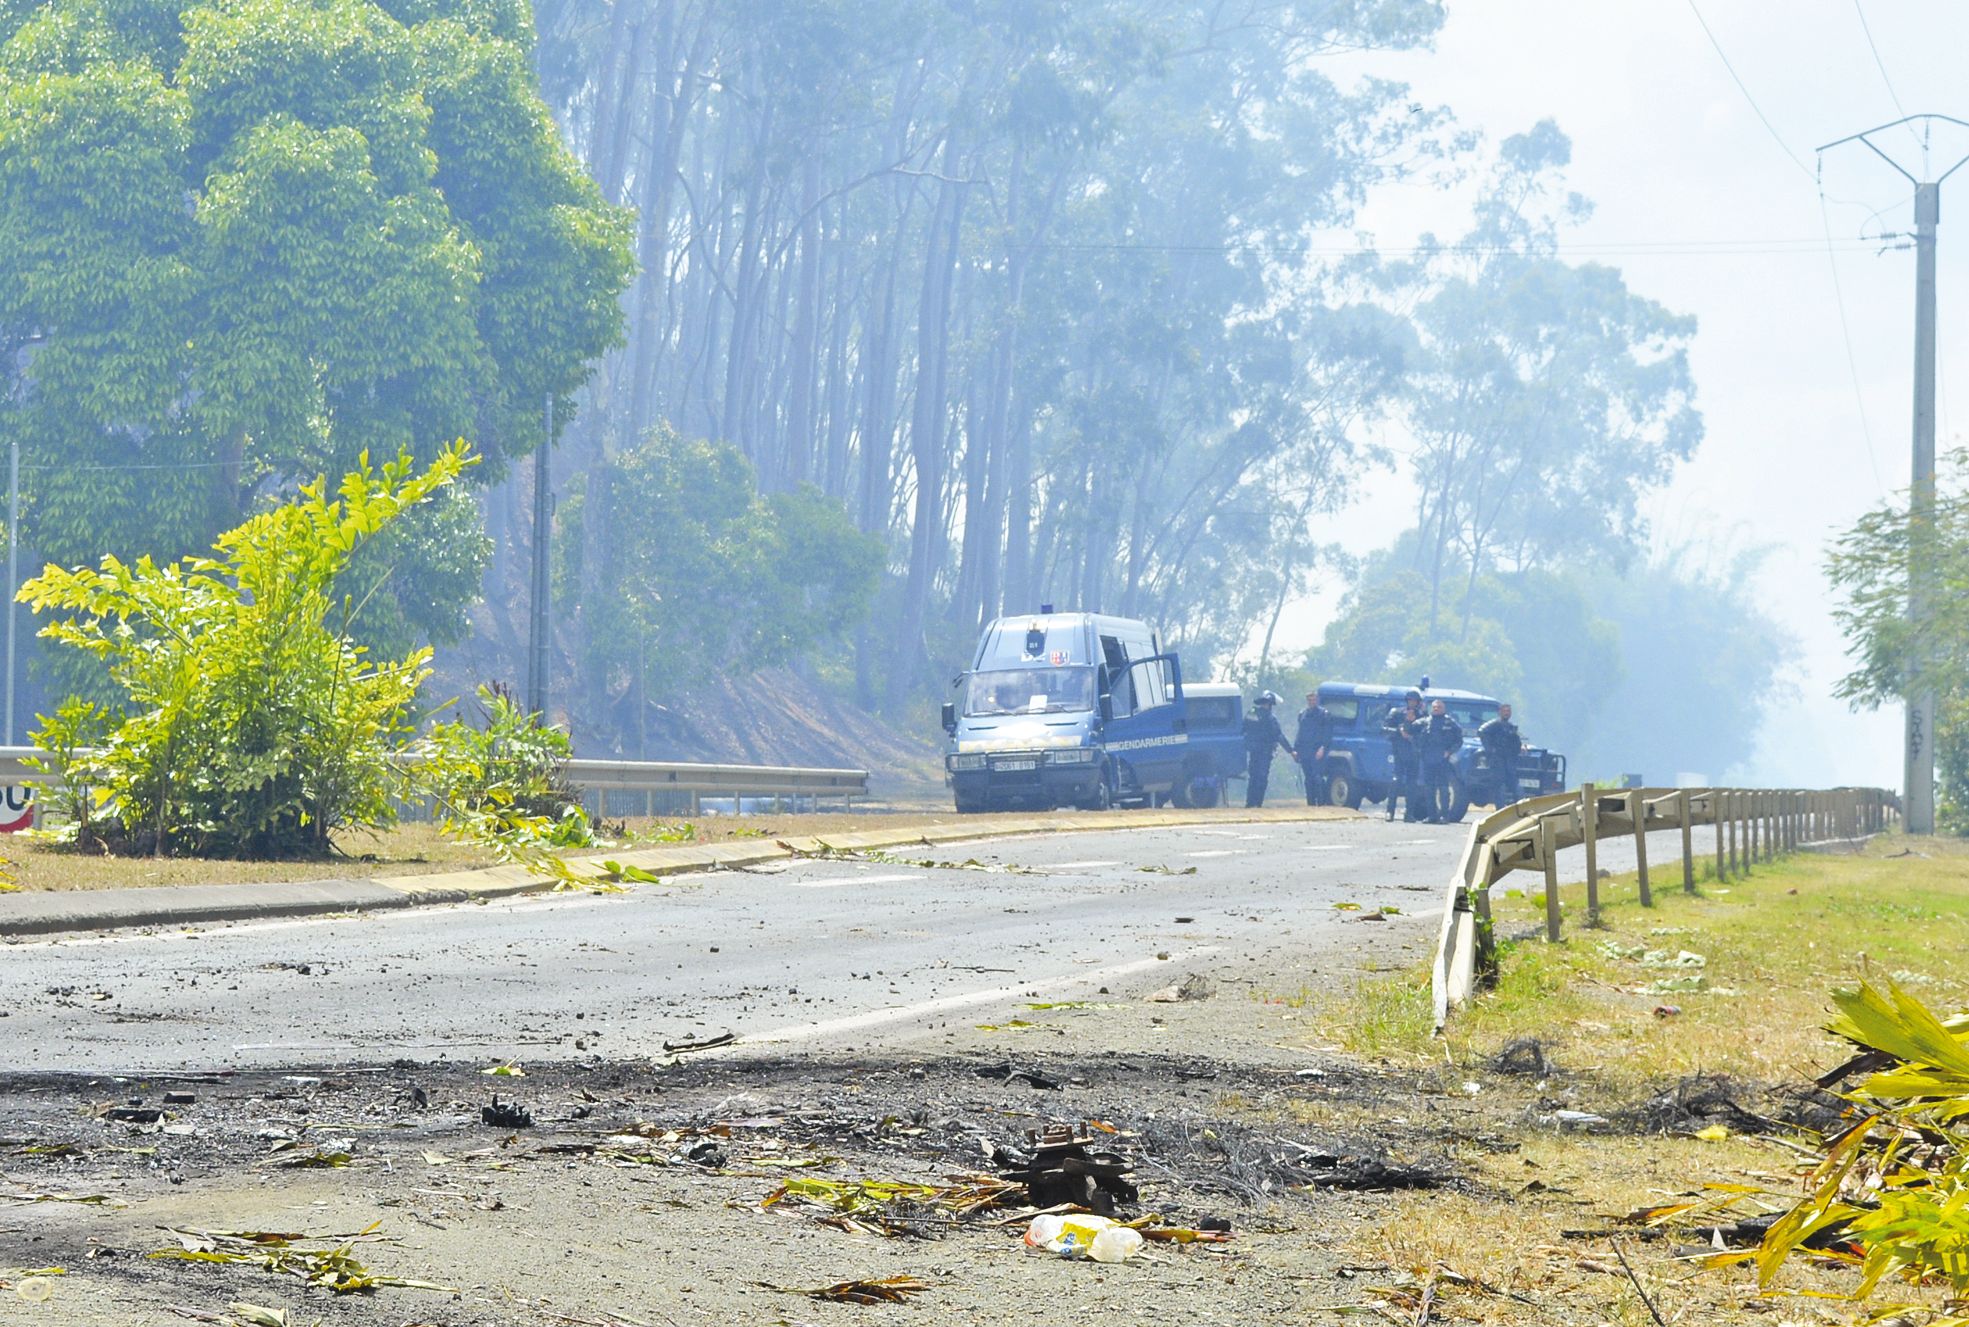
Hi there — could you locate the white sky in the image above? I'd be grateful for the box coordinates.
[1274,0,1969,789]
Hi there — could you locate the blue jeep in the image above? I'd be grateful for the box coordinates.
[1312,682,1567,822]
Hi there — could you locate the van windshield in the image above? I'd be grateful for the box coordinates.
[965,667,1096,716]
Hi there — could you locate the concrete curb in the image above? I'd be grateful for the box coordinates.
[0,806,1360,939]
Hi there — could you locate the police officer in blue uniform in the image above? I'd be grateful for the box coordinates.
[1242,691,1295,808]
[1295,690,1333,806]
[1420,697,1464,823]
[1381,690,1424,822]
[1477,703,1524,808]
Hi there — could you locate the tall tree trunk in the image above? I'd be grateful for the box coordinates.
[782,155,823,489]
[887,141,969,710]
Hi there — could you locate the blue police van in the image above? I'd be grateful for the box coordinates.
[942,610,1195,813]
[1312,681,1567,822]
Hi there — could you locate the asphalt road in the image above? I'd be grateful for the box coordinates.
[0,813,1696,1074]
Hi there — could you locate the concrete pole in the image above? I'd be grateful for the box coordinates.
[1907,181,1940,835]
[526,395,553,719]
[4,428,16,746]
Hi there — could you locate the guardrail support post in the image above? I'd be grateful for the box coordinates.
[1540,814,1562,942]
[1629,789,1652,906]
[1582,784,1600,927]
[1678,789,1696,893]
[1713,790,1727,881]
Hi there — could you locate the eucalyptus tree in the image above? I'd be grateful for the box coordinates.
[537,0,1455,727]
[1397,121,1703,636]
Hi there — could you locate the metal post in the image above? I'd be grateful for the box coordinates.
[1727,791,1739,875]
[1713,790,1727,882]
[1582,784,1600,927]
[525,395,552,719]
[1540,815,1562,942]
[1629,789,1652,906]
[1679,789,1696,893]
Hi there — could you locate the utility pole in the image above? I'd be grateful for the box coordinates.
[525,395,552,720]
[4,333,41,749]
[1820,115,1969,836]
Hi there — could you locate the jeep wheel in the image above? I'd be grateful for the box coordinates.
[1325,768,1364,810]
[1185,775,1221,809]
[1441,771,1470,824]
[954,791,988,814]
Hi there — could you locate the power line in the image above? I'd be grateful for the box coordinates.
[1817,188,1886,493]
[1852,1,1920,150]
[1684,0,1816,180]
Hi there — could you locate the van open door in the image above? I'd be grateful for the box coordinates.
[1099,653,1188,802]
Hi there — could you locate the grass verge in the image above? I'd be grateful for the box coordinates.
[1330,831,1969,1083]
[1289,834,1969,1324]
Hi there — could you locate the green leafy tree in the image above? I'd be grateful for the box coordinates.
[1395,122,1702,634]
[556,423,883,751]
[0,0,631,656]
[23,443,472,857]
[1307,540,1790,780]
[1828,456,1969,830]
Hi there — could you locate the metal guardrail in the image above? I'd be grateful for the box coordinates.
[0,746,869,813]
[1431,784,1896,1030]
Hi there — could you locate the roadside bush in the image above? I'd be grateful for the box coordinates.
[416,683,592,851]
[1756,981,1969,1321]
[21,444,473,857]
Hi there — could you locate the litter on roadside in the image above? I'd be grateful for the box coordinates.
[1024,1213,1144,1262]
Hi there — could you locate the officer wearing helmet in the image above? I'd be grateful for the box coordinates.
[1242,690,1295,808]
[1381,689,1425,822]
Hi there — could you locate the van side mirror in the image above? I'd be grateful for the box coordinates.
[940,702,956,734]
[1099,692,1113,722]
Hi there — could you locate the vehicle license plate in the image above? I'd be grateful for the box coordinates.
[995,758,1038,772]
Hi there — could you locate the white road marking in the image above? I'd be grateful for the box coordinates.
[744,947,1222,1046]
[785,872,924,889]
[1192,829,1241,837]
[1185,849,1247,858]
[1302,845,1354,852]
[1039,859,1122,871]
